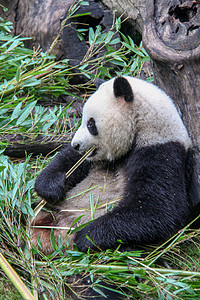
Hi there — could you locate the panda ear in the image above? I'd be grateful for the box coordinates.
[113,76,134,102]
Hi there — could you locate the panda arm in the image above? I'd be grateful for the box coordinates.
[74,142,191,252]
[34,144,91,204]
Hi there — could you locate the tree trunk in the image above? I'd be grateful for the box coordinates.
[100,0,146,33]
[143,0,200,201]
[0,0,118,65]
[2,134,69,158]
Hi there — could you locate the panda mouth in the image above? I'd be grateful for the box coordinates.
[87,148,97,158]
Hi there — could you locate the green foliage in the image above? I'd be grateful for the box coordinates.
[0,277,21,299]
[0,4,152,142]
[0,8,86,141]
[76,15,152,80]
[0,154,34,216]
[0,153,199,299]
[0,2,199,299]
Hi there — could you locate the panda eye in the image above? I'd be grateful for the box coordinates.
[87,118,98,136]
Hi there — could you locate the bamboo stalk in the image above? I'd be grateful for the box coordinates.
[34,260,200,278]
[65,146,95,179]
[0,252,35,300]
[33,147,95,219]
[31,225,75,230]
[61,262,200,278]
[32,199,47,222]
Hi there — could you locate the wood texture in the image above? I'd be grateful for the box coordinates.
[100,0,146,33]
[143,0,200,197]
[3,134,69,158]
[0,0,116,64]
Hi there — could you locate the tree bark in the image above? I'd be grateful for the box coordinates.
[100,0,146,33]
[0,0,118,64]
[143,0,200,200]
[2,134,69,158]
[0,0,147,68]
[1,0,74,54]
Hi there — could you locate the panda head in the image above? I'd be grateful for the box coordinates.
[71,76,191,161]
[71,77,136,161]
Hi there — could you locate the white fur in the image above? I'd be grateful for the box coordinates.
[71,76,191,161]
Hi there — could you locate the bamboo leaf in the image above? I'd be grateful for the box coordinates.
[16,67,21,82]
[58,233,63,248]
[88,27,95,45]
[16,101,37,125]
[0,166,5,172]
[37,234,43,249]
[22,77,41,87]
[50,229,58,251]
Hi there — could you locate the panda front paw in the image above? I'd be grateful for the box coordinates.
[34,171,66,204]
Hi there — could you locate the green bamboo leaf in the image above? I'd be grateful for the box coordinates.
[80,1,89,5]
[37,234,42,249]
[11,184,18,208]
[88,27,95,45]
[71,215,85,227]
[130,61,138,72]
[41,119,56,132]
[58,233,63,248]
[50,229,58,251]
[90,193,95,220]
[71,221,92,234]
[1,6,8,12]
[16,67,21,82]
[16,100,37,125]
[23,244,30,260]
[0,166,5,173]
[20,203,28,214]
[22,77,41,88]
[5,39,22,52]
[92,286,107,298]
[116,16,121,31]
[10,102,22,120]
[25,204,34,217]
[51,265,62,279]
[109,38,121,45]
[109,57,126,67]
[104,31,114,44]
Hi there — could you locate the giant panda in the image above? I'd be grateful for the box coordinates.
[33,76,195,255]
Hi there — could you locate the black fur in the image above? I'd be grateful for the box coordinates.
[185,148,200,228]
[113,76,134,102]
[35,141,194,251]
[185,148,200,207]
[34,144,91,204]
[74,142,192,252]
[87,117,98,136]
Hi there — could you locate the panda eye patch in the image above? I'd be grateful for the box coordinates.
[87,118,98,136]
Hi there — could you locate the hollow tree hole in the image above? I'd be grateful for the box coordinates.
[169,2,197,22]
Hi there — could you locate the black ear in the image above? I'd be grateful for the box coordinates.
[113,76,134,102]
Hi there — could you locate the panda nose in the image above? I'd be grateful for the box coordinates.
[73,143,80,151]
